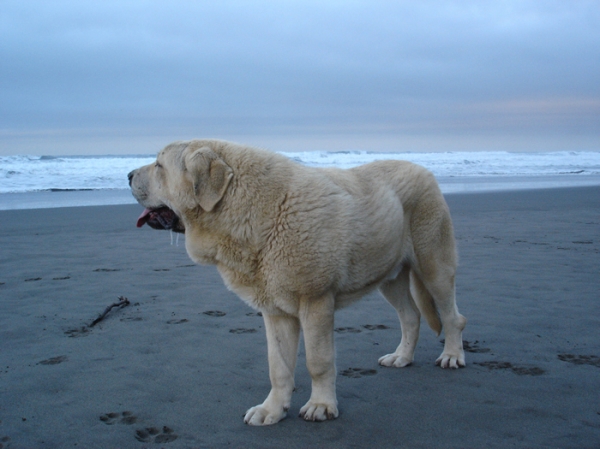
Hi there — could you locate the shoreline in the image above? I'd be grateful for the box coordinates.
[1,174,600,210]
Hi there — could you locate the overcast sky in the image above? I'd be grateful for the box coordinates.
[1,0,599,155]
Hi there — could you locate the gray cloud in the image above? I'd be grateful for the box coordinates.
[1,0,599,154]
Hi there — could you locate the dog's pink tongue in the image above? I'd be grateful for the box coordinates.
[136,209,152,228]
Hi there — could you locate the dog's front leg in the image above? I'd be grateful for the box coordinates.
[244,313,300,425]
[298,294,339,422]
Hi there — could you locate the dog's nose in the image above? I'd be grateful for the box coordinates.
[127,170,135,186]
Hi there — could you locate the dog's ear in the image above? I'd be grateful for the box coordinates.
[184,146,233,212]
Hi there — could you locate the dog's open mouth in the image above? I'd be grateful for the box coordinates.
[136,207,185,233]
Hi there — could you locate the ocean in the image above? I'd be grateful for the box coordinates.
[1,150,600,210]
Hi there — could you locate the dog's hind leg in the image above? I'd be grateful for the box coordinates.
[432,281,466,368]
[411,200,466,369]
[378,268,421,368]
[417,267,466,369]
[244,313,300,425]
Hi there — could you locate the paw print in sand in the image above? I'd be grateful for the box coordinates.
[135,426,178,443]
[340,367,377,378]
[100,411,137,425]
[0,436,11,449]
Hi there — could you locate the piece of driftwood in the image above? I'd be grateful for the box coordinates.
[90,296,130,327]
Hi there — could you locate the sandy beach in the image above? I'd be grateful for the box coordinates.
[0,186,599,448]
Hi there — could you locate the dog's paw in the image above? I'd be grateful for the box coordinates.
[244,404,287,426]
[299,401,339,422]
[436,350,465,369]
[378,353,413,368]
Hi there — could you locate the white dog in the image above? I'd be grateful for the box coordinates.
[129,140,466,425]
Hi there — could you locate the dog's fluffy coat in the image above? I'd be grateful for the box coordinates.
[129,139,466,425]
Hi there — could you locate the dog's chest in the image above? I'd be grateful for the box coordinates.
[217,263,296,315]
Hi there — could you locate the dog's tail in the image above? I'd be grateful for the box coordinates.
[409,270,442,335]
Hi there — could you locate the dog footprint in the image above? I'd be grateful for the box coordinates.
[153,268,170,272]
[558,353,600,367]
[362,324,389,330]
[511,366,545,376]
[335,327,361,333]
[462,340,491,353]
[246,311,263,317]
[0,436,11,449]
[135,426,178,443]
[52,276,70,281]
[37,356,68,365]
[24,277,42,282]
[203,310,226,317]
[93,268,120,272]
[475,361,545,376]
[476,361,512,370]
[340,368,377,378]
[100,411,137,425]
[166,319,189,324]
[440,339,491,354]
[229,328,257,334]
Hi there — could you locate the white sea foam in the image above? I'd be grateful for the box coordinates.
[285,150,600,176]
[1,151,599,210]
[0,154,156,193]
[1,151,599,194]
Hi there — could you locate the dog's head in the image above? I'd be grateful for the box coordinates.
[129,140,234,233]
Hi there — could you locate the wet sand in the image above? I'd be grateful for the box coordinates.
[0,186,598,448]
